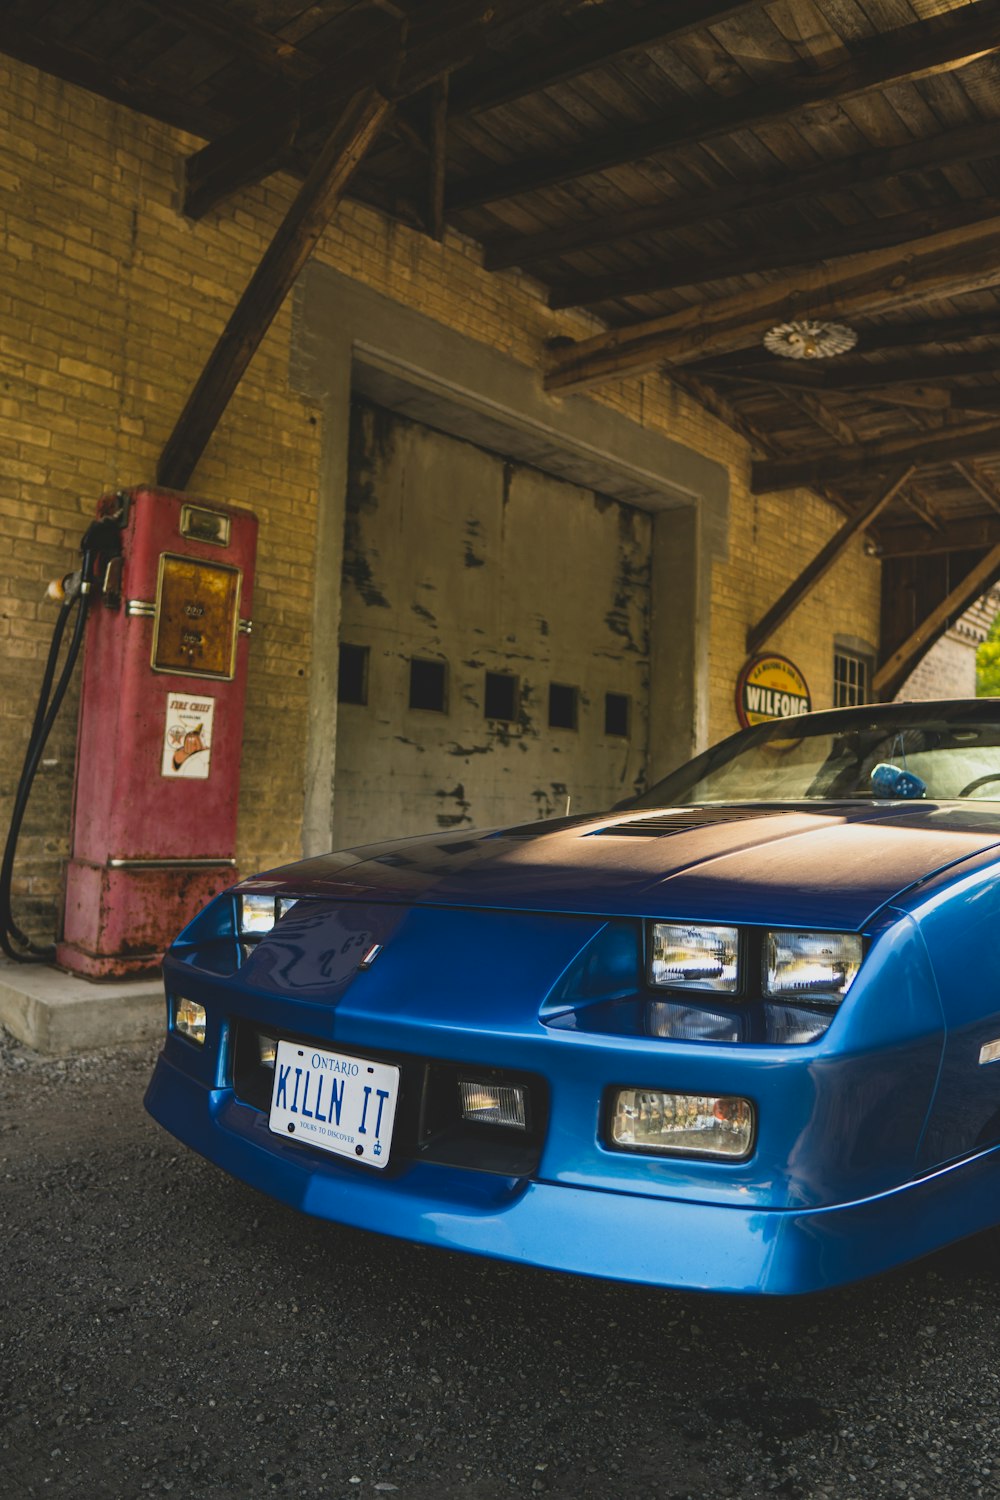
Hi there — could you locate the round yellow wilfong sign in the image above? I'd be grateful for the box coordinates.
[736,654,812,728]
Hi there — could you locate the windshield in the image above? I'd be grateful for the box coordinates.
[632,702,1000,808]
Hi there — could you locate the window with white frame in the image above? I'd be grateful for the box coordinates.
[833,645,872,707]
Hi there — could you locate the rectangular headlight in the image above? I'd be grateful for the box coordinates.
[174,996,206,1045]
[239,893,276,935]
[610,1089,754,1159]
[458,1080,527,1130]
[764,931,862,1004]
[649,922,739,992]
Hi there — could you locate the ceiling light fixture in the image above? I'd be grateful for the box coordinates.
[763,319,858,360]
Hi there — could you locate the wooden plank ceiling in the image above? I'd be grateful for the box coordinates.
[6,0,1000,675]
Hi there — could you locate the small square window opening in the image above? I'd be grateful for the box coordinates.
[484,671,519,721]
[605,692,630,738]
[833,648,871,708]
[337,643,369,705]
[410,657,448,712]
[548,682,578,730]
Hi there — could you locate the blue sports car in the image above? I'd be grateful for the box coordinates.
[146,698,1000,1295]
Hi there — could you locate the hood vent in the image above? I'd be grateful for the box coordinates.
[592,808,772,837]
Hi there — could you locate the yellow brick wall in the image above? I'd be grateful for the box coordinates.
[0,54,880,939]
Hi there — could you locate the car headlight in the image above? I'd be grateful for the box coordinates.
[764,930,862,1004]
[648,922,739,993]
[238,893,297,937]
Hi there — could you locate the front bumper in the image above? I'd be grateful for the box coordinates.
[145,1051,1000,1295]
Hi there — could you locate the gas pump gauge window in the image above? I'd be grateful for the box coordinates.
[152,553,242,680]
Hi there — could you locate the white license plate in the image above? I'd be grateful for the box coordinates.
[268,1039,399,1169]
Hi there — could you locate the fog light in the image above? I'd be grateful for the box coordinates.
[174,997,207,1046]
[459,1080,527,1130]
[610,1089,753,1159]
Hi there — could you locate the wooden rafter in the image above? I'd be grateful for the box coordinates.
[955,462,1000,516]
[0,14,227,141]
[486,117,1000,273]
[876,516,1000,558]
[548,199,1000,309]
[448,1,760,117]
[711,349,1000,393]
[873,543,1000,698]
[688,312,1000,379]
[185,107,300,221]
[752,418,1000,495]
[178,0,564,219]
[158,86,391,492]
[746,469,914,657]
[136,0,323,82]
[449,1,1000,210]
[544,217,1000,394]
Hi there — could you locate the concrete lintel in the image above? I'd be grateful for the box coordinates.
[293,265,729,518]
[0,959,163,1056]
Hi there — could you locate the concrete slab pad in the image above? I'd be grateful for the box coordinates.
[0,958,163,1055]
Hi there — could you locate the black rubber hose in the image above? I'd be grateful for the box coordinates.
[0,575,93,962]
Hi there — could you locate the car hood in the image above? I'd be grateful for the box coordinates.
[239,802,1000,931]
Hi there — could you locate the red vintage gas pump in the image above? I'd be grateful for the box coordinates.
[57,487,258,978]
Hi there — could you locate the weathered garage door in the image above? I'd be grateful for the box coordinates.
[332,399,650,847]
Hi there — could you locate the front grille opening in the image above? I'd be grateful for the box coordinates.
[231,1022,547,1177]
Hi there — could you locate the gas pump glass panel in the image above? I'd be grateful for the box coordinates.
[146,700,1000,1296]
[152,554,241,679]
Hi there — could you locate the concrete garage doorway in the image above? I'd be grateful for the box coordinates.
[333,399,651,845]
[292,266,728,857]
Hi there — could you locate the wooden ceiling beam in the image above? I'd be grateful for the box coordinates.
[0,15,227,140]
[184,108,300,220]
[449,0,1000,210]
[487,116,1000,273]
[901,483,945,533]
[688,311,1000,379]
[135,0,324,82]
[548,199,1000,309]
[158,86,391,492]
[872,543,1000,698]
[722,349,1000,394]
[178,0,556,219]
[544,218,1000,394]
[876,516,1000,558]
[746,469,914,657]
[955,462,1000,516]
[752,419,1000,496]
[448,1,760,117]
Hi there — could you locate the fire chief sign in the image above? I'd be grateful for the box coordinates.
[736,654,812,728]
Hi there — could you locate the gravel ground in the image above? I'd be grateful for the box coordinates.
[3,1027,1000,1500]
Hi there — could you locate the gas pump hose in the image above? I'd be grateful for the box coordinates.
[0,519,118,962]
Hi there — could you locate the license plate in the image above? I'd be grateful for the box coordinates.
[268,1039,399,1169]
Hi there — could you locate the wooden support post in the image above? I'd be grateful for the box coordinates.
[745,469,913,657]
[428,74,449,242]
[158,87,391,493]
[872,543,1000,698]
